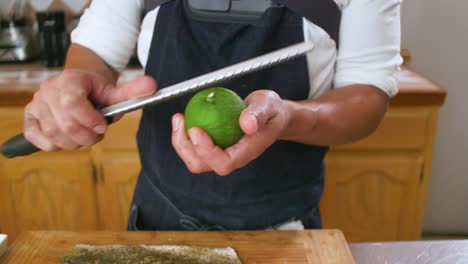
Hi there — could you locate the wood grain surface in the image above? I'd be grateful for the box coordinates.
[0,230,355,263]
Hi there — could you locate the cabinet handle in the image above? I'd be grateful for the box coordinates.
[91,164,105,184]
[419,164,425,185]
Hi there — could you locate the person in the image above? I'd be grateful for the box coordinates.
[23,0,402,231]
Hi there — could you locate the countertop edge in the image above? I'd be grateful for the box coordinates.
[0,65,447,107]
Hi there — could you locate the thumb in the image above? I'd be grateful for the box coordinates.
[100,76,157,106]
[239,102,275,135]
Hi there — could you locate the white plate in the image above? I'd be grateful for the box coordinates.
[0,234,7,258]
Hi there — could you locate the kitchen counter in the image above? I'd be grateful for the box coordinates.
[0,63,144,106]
[350,240,468,264]
[0,63,446,107]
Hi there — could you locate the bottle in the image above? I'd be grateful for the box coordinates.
[36,11,69,68]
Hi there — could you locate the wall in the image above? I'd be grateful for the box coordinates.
[401,0,468,233]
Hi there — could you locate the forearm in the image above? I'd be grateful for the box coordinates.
[64,44,119,84]
[281,85,390,146]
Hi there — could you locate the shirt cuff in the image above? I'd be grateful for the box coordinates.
[334,68,401,97]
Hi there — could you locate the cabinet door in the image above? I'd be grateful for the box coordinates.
[97,154,140,231]
[1,154,99,241]
[320,153,423,242]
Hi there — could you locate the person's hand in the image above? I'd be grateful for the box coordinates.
[172,90,291,176]
[24,69,156,151]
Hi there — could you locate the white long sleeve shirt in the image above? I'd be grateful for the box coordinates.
[71,0,403,98]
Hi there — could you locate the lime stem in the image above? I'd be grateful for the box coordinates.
[206,92,216,103]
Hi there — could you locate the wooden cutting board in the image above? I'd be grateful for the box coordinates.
[0,230,355,263]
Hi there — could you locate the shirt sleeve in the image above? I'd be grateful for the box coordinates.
[334,0,403,97]
[70,0,144,72]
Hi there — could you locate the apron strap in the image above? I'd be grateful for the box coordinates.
[142,0,341,45]
[276,0,341,46]
[143,0,172,17]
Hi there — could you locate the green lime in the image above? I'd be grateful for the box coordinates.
[184,87,247,149]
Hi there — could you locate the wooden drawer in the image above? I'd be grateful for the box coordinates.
[333,107,429,151]
[98,111,142,151]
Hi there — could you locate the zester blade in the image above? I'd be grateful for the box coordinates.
[100,41,314,117]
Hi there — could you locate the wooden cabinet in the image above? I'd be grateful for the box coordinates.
[0,107,443,242]
[93,111,142,231]
[0,108,142,240]
[317,104,441,242]
[0,67,446,242]
[0,108,98,240]
[96,154,140,231]
[0,154,99,241]
[319,105,441,241]
[321,153,423,241]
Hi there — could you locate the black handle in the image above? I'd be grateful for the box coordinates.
[1,134,40,158]
[1,116,114,159]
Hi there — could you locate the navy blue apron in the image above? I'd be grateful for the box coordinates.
[128,0,341,231]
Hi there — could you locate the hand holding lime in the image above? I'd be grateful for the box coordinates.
[184,87,247,149]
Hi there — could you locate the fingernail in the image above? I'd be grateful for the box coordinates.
[173,117,181,132]
[188,129,199,145]
[94,125,106,134]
